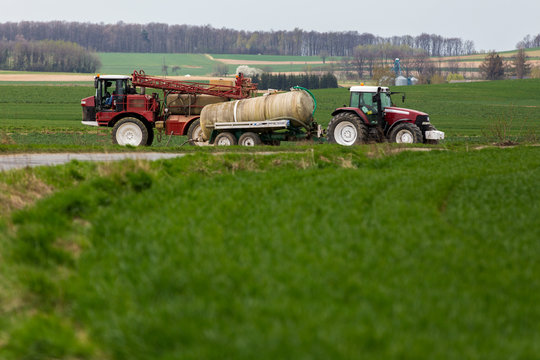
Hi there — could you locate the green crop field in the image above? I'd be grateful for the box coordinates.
[1,78,539,359]
[94,49,540,78]
[1,146,539,359]
[313,79,540,142]
[96,53,332,76]
[98,53,218,76]
[1,79,539,146]
[210,54,331,62]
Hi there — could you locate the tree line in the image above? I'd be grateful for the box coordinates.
[516,33,540,49]
[0,21,475,57]
[0,39,101,72]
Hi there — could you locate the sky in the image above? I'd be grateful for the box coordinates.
[0,0,538,52]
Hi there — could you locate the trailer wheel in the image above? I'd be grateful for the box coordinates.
[238,132,262,146]
[214,132,237,146]
[327,112,367,146]
[389,123,423,144]
[187,119,207,146]
[112,117,149,146]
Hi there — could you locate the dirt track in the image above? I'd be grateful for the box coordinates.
[0,153,186,171]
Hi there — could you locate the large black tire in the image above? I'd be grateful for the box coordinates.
[388,123,423,144]
[146,124,154,146]
[214,132,237,146]
[238,132,262,146]
[187,119,206,146]
[327,112,368,146]
[112,117,149,146]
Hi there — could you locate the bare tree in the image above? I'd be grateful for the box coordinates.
[513,48,531,79]
[0,21,477,57]
[352,46,367,78]
[319,50,329,64]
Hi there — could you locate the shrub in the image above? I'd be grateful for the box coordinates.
[447,73,465,82]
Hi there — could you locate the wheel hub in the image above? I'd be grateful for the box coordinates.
[117,123,143,146]
[334,121,358,146]
[396,130,414,143]
[242,138,255,146]
[217,138,232,146]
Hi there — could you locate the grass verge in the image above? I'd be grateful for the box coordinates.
[0,145,539,359]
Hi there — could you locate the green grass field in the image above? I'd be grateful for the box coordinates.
[94,50,540,78]
[1,78,539,359]
[313,79,540,142]
[210,54,330,62]
[1,79,539,146]
[98,53,219,76]
[1,146,539,359]
[96,53,333,76]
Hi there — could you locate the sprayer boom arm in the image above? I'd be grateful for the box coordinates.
[131,70,255,99]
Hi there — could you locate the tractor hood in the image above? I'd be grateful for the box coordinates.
[384,107,429,127]
[384,107,428,118]
[81,96,95,107]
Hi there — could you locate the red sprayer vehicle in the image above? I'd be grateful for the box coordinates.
[80,70,256,146]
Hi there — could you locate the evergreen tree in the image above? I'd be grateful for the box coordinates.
[479,52,505,80]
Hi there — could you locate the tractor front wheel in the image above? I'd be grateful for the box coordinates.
[112,117,149,146]
[327,112,367,146]
[389,123,423,144]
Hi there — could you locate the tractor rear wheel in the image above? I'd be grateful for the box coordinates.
[389,123,423,144]
[187,119,207,146]
[214,132,237,146]
[112,117,149,146]
[327,112,367,146]
[238,132,262,146]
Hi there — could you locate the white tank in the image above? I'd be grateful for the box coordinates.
[395,76,408,86]
[199,89,315,140]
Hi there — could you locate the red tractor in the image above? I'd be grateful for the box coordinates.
[327,85,444,145]
[81,70,256,146]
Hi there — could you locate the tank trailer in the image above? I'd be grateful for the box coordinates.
[81,72,444,146]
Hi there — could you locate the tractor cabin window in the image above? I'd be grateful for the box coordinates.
[350,92,360,108]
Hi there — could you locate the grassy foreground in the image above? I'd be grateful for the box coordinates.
[1,145,539,359]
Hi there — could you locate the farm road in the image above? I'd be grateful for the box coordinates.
[0,153,186,171]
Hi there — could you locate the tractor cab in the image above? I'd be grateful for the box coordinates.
[81,74,160,128]
[349,85,393,125]
[94,75,132,112]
